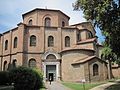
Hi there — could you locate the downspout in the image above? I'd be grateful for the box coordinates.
[8,31,13,70]
[1,35,4,71]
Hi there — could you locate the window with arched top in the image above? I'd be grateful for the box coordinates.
[93,64,99,76]
[62,21,65,27]
[29,59,36,68]
[28,19,32,25]
[5,40,8,50]
[12,59,17,68]
[77,31,81,41]
[3,61,7,71]
[65,36,70,47]
[45,17,51,27]
[30,35,36,46]
[46,54,56,59]
[88,32,93,39]
[13,37,18,48]
[48,36,54,47]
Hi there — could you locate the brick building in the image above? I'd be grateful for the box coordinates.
[0,8,108,82]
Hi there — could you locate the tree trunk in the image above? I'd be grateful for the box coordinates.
[107,60,113,79]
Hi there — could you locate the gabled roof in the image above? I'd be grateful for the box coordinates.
[22,8,70,19]
[72,56,107,65]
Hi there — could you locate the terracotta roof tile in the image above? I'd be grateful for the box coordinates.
[72,56,107,65]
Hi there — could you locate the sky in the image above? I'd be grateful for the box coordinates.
[0,0,104,43]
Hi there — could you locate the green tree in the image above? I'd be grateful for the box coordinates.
[73,0,120,57]
[101,42,116,79]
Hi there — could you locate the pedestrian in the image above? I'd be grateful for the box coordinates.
[49,76,52,85]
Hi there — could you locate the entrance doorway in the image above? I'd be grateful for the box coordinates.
[49,73,54,81]
[46,65,56,81]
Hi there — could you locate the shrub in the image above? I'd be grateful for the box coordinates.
[0,71,10,85]
[9,66,36,90]
[32,68,43,90]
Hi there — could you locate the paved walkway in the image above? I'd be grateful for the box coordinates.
[90,82,116,90]
[90,79,120,90]
[45,81,72,90]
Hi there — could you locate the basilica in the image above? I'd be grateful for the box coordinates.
[0,8,109,82]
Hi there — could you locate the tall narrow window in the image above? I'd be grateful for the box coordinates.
[77,31,81,42]
[62,21,65,27]
[3,61,7,71]
[12,59,17,68]
[28,19,32,25]
[88,32,93,39]
[5,40,8,50]
[45,17,51,27]
[93,64,99,76]
[65,36,70,47]
[29,59,36,68]
[48,36,54,47]
[30,35,36,46]
[13,37,17,48]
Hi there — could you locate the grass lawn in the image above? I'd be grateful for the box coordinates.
[62,82,104,90]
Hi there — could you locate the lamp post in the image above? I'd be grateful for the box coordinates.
[81,79,86,90]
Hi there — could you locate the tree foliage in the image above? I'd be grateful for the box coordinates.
[73,0,120,57]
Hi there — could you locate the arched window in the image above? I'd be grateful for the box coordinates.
[12,59,17,68]
[45,17,51,27]
[62,21,65,27]
[88,32,93,39]
[46,54,56,59]
[3,61,7,71]
[65,36,70,47]
[28,19,32,25]
[93,64,99,76]
[13,37,18,48]
[5,40,8,50]
[48,36,54,47]
[29,59,36,68]
[30,35,36,46]
[77,31,81,41]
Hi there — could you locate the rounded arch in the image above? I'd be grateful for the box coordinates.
[3,61,7,71]
[27,17,33,25]
[13,37,18,48]
[44,17,51,27]
[29,58,36,68]
[5,40,8,50]
[93,64,99,76]
[30,35,36,46]
[42,14,52,26]
[42,51,61,60]
[46,54,56,59]
[12,59,17,68]
[65,36,70,47]
[62,21,65,27]
[48,36,54,47]
[88,31,93,39]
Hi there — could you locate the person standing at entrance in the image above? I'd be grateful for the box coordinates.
[49,76,52,85]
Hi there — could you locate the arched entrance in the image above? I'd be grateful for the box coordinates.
[42,52,61,81]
